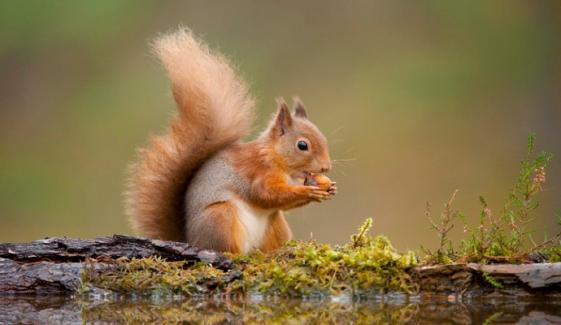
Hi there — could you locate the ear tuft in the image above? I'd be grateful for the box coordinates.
[293,97,308,119]
[273,97,293,136]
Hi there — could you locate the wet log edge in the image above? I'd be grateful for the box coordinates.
[412,263,561,297]
[1,235,560,296]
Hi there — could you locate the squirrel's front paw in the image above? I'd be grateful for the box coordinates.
[302,186,331,202]
[303,173,337,199]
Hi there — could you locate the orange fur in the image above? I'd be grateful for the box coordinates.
[190,202,245,254]
[260,211,292,253]
[126,28,254,241]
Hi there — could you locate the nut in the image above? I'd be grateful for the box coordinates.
[304,173,333,192]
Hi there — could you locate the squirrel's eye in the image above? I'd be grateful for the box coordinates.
[297,140,309,151]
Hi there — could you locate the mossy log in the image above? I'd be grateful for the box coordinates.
[0,235,231,294]
[1,235,560,296]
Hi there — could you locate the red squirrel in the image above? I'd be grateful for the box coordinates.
[126,28,336,254]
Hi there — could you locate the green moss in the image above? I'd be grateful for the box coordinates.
[544,246,561,263]
[81,218,418,297]
[81,256,237,296]
[482,272,504,289]
[230,230,417,297]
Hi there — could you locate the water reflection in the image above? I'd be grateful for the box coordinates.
[1,295,560,324]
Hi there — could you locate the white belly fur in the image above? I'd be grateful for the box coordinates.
[231,197,273,253]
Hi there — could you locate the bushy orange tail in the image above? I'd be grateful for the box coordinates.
[126,28,255,241]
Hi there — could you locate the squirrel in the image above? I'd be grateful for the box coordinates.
[125,28,336,254]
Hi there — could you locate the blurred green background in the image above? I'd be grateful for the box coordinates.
[1,1,560,251]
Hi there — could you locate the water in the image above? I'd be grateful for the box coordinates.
[1,295,560,324]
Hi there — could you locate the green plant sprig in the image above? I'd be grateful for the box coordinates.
[424,134,559,264]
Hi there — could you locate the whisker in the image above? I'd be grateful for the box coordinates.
[332,160,355,165]
[333,162,355,169]
[330,125,345,136]
[335,147,356,157]
[333,163,354,168]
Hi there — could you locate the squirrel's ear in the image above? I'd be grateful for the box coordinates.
[293,97,308,119]
[273,98,293,136]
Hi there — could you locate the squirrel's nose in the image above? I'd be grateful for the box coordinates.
[320,163,331,173]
